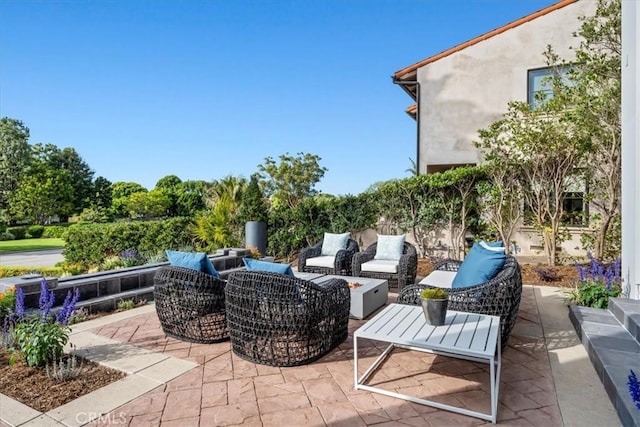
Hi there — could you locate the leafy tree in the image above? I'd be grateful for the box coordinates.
[550,0,621,260]
[476,163,522,250]
[155,175,182,190]
[258,152,327,208]
[428,167,484,260]
[155,175,183,217]
[111,181,147,199]
[110,182,147,218]
[126,190,171,219]
[9,168,74,224]
[175,180,208,217]
[372,176,447,258]
[476,91,589,265]
[238,174,269,225]
[0,118,31,214]
[31,143,94,217]
[91,176,113,210]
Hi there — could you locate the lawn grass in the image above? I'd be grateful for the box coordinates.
[0,238,65,253]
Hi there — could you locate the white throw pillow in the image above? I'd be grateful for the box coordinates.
[374,234,405,261]
[320,232,350,256]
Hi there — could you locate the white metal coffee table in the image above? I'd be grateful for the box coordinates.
[353,303,501,423]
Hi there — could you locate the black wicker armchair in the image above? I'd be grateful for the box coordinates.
[153,266,228,343]
[397,255,523,348]
[225,270,350,367]
[352,241,418,291]
[297,238,360,275]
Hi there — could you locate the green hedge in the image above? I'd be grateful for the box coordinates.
[63,217,194,266]
[7,226,27,240]
[27,225,45,238]
[42,225,70,239]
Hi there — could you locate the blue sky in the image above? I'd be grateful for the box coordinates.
[1,0,558,195]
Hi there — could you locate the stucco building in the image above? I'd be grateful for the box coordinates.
[392,0,598,257]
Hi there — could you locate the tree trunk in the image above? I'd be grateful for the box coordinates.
[594,213,613,260]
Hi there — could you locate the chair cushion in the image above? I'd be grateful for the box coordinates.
[321,232,350,256]
[166,250,220,278]
[305,255,336,268]
[361,259,399,274]
[418,270,457,289]
[243,258,295,277]
[374,235,405,261]
[451,242,507,288]
[484,240,504,248]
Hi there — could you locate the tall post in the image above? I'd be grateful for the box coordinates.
[621,0,639,300]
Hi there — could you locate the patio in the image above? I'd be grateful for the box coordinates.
[0,285,618,426]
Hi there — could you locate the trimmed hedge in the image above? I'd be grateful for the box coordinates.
[7,226,27,240]
[63,217,194,266]
[27,225,45,238]
[42,225,70,239]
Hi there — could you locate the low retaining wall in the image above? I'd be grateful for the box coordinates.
[0,248,252,311]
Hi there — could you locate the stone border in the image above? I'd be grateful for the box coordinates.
[0,305,198,427]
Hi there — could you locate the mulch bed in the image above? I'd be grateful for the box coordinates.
[0,348,125,413]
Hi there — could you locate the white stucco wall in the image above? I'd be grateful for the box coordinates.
[416,0,597,171]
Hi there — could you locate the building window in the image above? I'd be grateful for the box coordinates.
[527,65,573,110]
[522,175,588,228]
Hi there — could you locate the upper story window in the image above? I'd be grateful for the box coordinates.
[527,65,573,110]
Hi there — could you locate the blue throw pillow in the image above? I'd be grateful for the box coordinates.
[485,240,504,248]
[243,258,295,277]
[166,250,220,278]
[451,242,506,288]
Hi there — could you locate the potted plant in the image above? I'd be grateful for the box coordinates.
[420,288,448,326]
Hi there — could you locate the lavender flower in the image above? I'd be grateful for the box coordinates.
[120,248,138,259]
[628,369,640,411]
[15,288,25,319]
[56,288,80,325]
[575,260,587,282]
[38,280,56,323]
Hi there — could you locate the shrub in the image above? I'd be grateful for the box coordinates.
[42,225,70,239]
[63,217,193,267]
[116,299,136,311]
[7,226,27,240]
[0,231,15,241]
[46,353,83,381]
[26,225,45,238]
[0,286,16,323]
[10,280,80,366]
[567,254,622,309]
[0,267,64,278]
[534,266,560,282]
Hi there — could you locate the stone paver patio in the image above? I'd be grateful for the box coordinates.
[80,286,562,426]
[0,285,620,426]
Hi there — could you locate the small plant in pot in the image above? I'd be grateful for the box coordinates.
[420,288,448,326]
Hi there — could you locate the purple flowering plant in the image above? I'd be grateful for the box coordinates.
[9,279,80,367]
[629,370,640,411]
[567,253,622,309]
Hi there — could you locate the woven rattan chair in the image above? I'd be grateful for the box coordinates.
[297,238,359,275]
[397,255,523,348]
[225,270,350,367]
[352,241,418,291]
[153,266,228,343]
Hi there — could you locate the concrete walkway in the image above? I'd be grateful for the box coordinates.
[0,249,64,267]
[0,285,619,427]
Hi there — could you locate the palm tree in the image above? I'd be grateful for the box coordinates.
[406,158,418,176]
